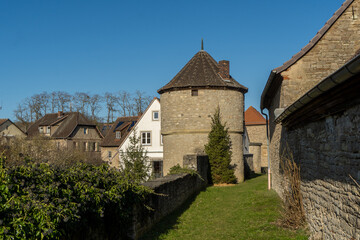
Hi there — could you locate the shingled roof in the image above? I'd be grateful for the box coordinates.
[245,106,266,126]
[100,116,138,147]
[26,112,101,139]
[158,50,248,94]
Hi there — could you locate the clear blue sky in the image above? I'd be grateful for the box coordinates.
[0,0,345,119]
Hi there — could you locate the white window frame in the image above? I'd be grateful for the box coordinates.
[39,127,43,133]
[141,131,151,146]
[116,131,121,139]
[160,133,163,145]
[46,126,50,134]
[152,111,159,121]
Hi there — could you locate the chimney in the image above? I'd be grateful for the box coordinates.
[218,60,230,79]
[58,111,63,117]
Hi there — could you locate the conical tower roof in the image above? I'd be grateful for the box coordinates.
[158,50,248,94]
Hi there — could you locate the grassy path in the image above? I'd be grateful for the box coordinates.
[141,175,308,240]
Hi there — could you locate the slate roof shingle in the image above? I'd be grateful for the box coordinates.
[158,50,248,94]
[26,112,100,139]
[100,116,139,147]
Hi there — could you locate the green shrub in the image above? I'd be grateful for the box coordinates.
[0,156,152,239]
[205,107,236,184]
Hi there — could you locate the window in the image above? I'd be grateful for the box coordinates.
[84,127,88,134]
[108,151,112,158]
[141,132,151,145]
[152,111,159,121]
[191,89,198,96]
[160,134,163,145]
[152,161,163,178]
[73,141,77,149]
[46,126,50,134]
[116,131,121,139]
[39,127,43,133]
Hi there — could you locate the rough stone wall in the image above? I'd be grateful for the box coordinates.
[161,88,245,182]
[246,124,268,167]
[281,103,360,239]
[249,143,261,174]
[132,155,209,239]
[268,0,360,196]
[280,1,360,108]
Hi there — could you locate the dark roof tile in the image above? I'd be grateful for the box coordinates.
[158,50,247,93]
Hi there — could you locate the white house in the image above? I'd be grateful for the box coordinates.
[118,98,163,178]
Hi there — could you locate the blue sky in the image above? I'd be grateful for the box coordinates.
[0,0,345,119]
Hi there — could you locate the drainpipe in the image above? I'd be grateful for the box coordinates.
[261,109,271,190]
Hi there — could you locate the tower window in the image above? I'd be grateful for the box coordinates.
[191,90,198,96]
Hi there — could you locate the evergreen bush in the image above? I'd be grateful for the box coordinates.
[205,107,236,184]
[119,130,151,183]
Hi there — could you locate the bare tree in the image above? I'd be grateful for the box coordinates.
[56,91,72,112]
[14,103,31,130]
[104,92,118,123]
[50,91,59,113]
[133,90,152,114]
[73,92,90,115]
[117,90,132,117]
[39,92,50,115]
[88,94,102,121]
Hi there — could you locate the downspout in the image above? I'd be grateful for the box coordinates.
[261,109,271,190]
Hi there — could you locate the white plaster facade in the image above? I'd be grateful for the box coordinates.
[118,98,163,177]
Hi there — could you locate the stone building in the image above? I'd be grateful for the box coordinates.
[0,119,26,140]
[158,48,248,182]
[244,106,268,173]
[261,0,360,238]
[26,111,103,158]
[100,116,138,165]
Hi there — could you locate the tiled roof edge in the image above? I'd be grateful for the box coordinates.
[274,0,354,74]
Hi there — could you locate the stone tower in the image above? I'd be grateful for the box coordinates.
[158,49,248,182]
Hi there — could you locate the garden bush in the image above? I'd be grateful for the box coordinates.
[0,156,152,239]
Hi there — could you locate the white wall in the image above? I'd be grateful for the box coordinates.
[118,99,163,175]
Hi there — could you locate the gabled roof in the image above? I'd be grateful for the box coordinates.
[158,50,248,94]
[261,0,354,110]
[245,106,266,126]
[100,116,139,147]
[118,98,160,150]
[0,118,26,134]
[0,119,8,126]
[26,112,101,139]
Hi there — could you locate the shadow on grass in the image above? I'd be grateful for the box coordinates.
[140,190,202,240]
[245,172,263,180]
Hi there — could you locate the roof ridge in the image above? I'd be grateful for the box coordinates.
[273,0,354,73]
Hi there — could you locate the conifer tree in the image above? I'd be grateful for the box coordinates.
[205,107,236,184]
[119,129,151,182]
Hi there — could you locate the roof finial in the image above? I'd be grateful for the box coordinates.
[201,38,204,50]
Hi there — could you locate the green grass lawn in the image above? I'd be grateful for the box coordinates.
[141,175,308,240]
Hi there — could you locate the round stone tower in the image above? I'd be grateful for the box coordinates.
[158,49,248,182]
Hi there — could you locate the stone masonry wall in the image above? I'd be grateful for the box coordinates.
[246,124,268,168]
[132,155,209,239]
[268,0,360,196]
[281,103,360,239]
[280,1,360,109]
[161,88,245,182]
[249,143,261,174]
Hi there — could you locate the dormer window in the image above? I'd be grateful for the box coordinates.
[46,126,50,134]
[84,127,89,134]
[152,111,159,121]
[116,131,121,139]
[39,127,43,133]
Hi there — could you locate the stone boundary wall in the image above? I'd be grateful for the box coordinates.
[244,153,254,179]
[131,155,209,239]
[282,103,360,239]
